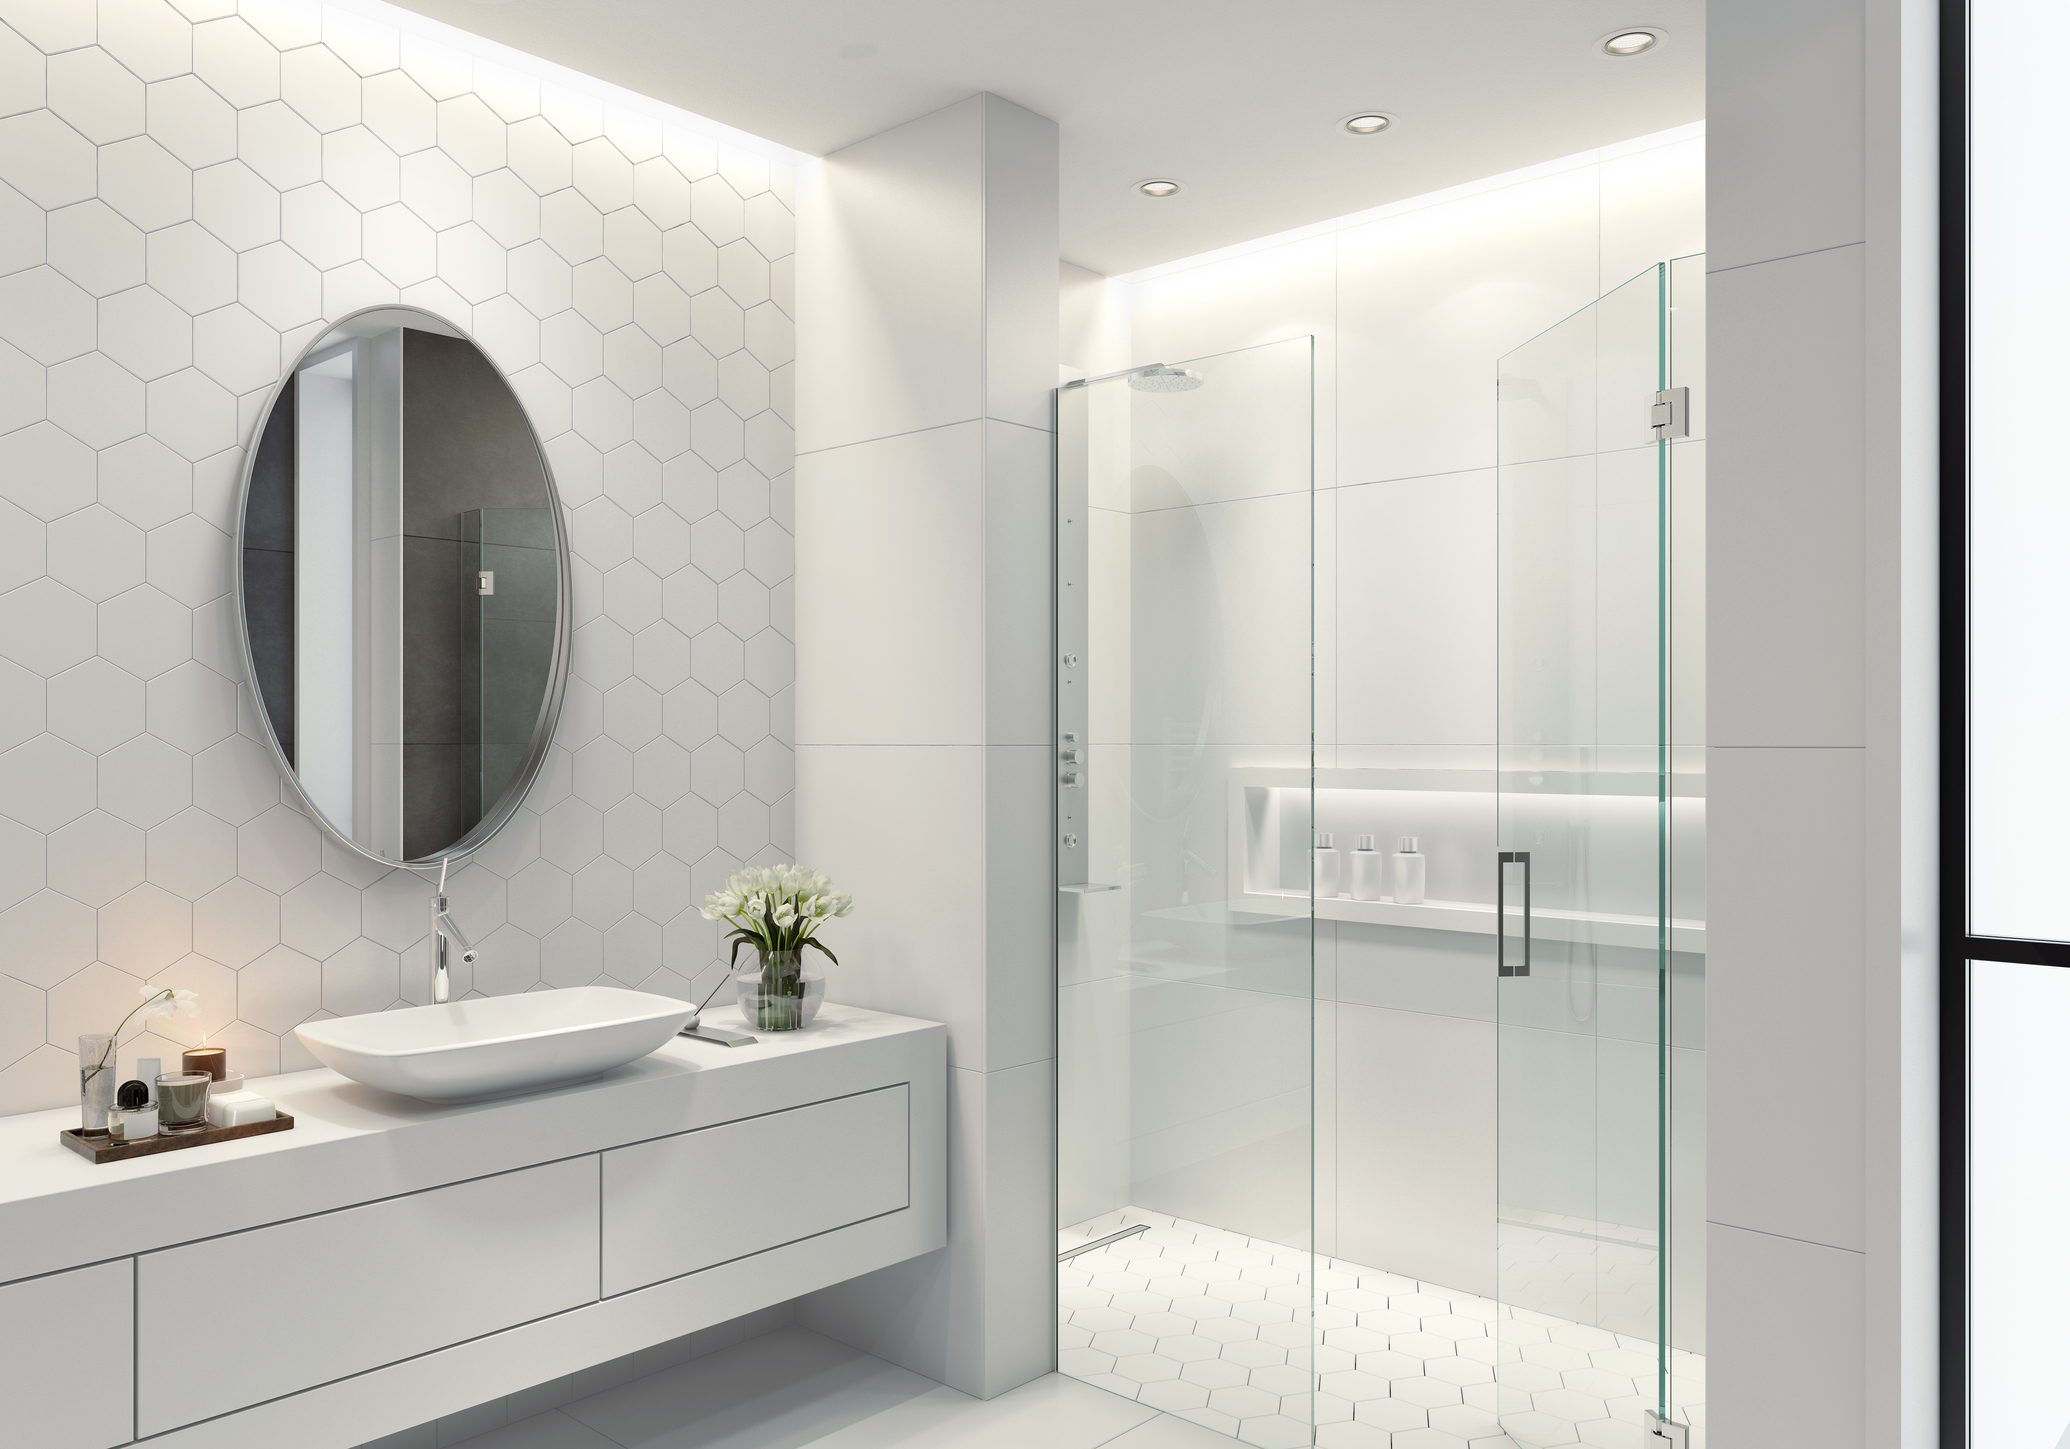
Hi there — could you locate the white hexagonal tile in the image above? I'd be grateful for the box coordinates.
[237,240,320,329]
[564,135,629,209]
[279,42,358,133]
[716,351,767,421]
[146,804,236,899]
[363,201,435,286]
[47,655,143,755]
[659,791,712,860]
[744,300,794,369]
[689,175,744,246]
[571,855,632,927]
[602,446,661,520]
[0,500,38,599]
[603,677,661,749]
[629,393,689,466]
[47,200,145,298]
[47,959,151,1048]
[435,92,503,175]
[47,47,144,144]
[100,881,192,976]
[541,187,603,264]
[279,182,361,271]
[437,220,504,302]
[715,572,767,639]
[541,796,602,871]
[100,585,192,683]
[398,145,468,229]
[573,737,633,810]
[661,124,715,181]
[190,873,275,966]
[572,377,633,451]
[688,736,741,805]
[146,368,236,461]
[237,801,319,894]
[147,512,231,606]
[322,6,397,76]
[743,738,790,804]
[101,133,190,232]
[97,731,190,828]
[714,788,764,856]
[689,289,743,360]
[0,888,96,987]
[47,808,145,906]
[716,147,765,199]
[714,681,764,749]
[147,73,235,168]
[0,110,94,213]
[193,158,280,251]
[192,16,278,109]
[239,98,320,191]
[361,68,434,155]
[629,276,690,353]
[472,166,538,247]
[278,870,358,957]
[715,238,769,310]
[47,353,144,449]
[507,362,569,437]
[0,576,97,675]
[572,257,632,332]
[0,334,41,436]
[540,309,603,385]
[743,192,795,261]
[506,238,571,318]
[661,566,716,640]
[473,294,538,373]
[658,225,718,306]
[0,266,96,370]
[239,940,317,1030]
[319,934,394,1015]
[191,731,278,824]
[603,206,660,282]
[603,324,660,396]
[146,225,234,326]
[660,344,717,421]
[630,852,687,922]
[506,857,571,936]
[100,286,192,382]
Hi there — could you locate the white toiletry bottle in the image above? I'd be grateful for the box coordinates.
[1314,832,1342,899]
[1392,836,1427,904]
[1350,834,1385,901]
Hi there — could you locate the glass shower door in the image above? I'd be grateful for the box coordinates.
[1494,263,1687,1443]
[1054,338,1316,1444]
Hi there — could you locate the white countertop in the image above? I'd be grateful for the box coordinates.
[0,1003,944,1284]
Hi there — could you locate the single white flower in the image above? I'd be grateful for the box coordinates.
[135,986,200,1023]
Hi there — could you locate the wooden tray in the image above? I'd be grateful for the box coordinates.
[60,1112,294,1164]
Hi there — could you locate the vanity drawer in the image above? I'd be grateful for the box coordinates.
[0,1259,133,1448]
[602,1084,910,1297]
[136,1155,598,1435]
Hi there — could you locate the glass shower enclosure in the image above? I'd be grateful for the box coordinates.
[1052,263,1703,1448]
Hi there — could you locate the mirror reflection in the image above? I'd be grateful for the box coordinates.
[239,307,566,865]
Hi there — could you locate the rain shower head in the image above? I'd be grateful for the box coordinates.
[1127,365,1206,393]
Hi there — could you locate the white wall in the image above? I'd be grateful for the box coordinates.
[791,92,1059,1402]
[1709,0,1941,1444]
[1085,128,1706,1300]
[0,0,797,1112]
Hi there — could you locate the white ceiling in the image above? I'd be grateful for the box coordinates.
[397,0,1705,276]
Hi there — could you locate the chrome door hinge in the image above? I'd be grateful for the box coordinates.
[1649,387,1690,441]
[1645,1411,1689,1448]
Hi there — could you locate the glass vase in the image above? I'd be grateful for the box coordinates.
[78,1033,116,1134]
[733,949,825,1031]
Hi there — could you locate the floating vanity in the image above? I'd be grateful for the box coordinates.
[0,1003,945,1449]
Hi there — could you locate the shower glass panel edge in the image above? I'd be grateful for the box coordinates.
[1495,258,1708,1446]
[1054,339,1317,1444]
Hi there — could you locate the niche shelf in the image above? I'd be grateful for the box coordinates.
[1228,767,1705,951]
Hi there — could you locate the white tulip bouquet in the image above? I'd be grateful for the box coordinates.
[700,866,852,1030]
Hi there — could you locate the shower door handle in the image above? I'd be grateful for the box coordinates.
[1497,851,1531,977]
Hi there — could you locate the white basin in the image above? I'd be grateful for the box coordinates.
[295,987,696,1102]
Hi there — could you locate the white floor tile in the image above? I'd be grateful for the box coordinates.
[449,1410,618,1449]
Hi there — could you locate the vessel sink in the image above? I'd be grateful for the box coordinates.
[294,987,696,1102]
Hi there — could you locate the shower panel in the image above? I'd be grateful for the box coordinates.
[1054,341,1317,1442]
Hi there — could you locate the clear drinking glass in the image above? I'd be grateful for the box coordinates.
[156,1072,212,1134]
[77,1033,115,1134]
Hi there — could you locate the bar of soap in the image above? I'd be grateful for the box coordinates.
[205,1091,276,1128]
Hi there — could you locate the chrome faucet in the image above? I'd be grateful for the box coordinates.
[430,860,478,1005]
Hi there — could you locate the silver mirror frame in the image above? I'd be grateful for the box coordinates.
[231,305,573,871]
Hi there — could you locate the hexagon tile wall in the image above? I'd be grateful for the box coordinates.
[0,0,798,1114]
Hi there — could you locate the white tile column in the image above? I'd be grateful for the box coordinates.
[1707,0,1939,1445]
[789,92,1059,1400]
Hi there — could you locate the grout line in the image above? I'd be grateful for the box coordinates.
[1704,238,1866,276]
[793,416,986,458]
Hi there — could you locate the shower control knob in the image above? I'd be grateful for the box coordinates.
[1063,834,1079,849]
[1060,747,1081,764]
[1062,653,1080,669]
[1061,771,1081,787]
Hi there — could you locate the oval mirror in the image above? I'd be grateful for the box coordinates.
[235,306,570,867]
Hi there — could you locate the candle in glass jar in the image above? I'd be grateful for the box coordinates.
[156,1072,211,1133]
[182,1046,226,1082]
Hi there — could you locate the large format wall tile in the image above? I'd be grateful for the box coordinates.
[0,2,796,1114]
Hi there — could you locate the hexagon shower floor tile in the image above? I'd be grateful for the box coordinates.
[1057,1209,1706,1449]
[0,0,795,1114]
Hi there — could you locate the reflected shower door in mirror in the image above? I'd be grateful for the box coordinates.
[237,307,570,866]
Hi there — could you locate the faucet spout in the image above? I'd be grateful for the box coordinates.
[431,893,478,1005]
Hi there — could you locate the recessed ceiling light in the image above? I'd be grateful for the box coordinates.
[1343,113,1392,135]
[1138,179,1180,198]
[1603,29,1662,55]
